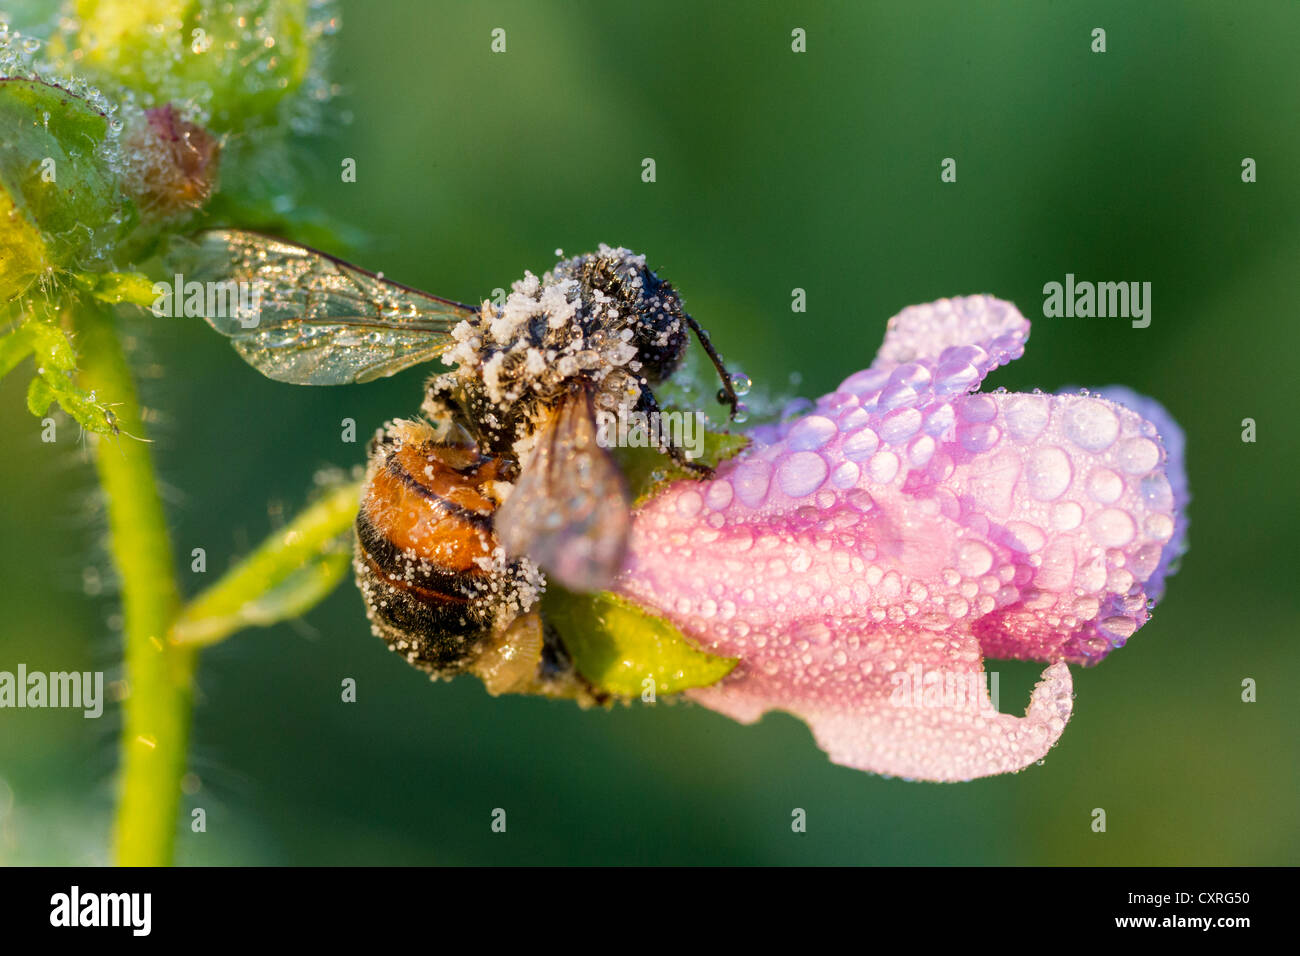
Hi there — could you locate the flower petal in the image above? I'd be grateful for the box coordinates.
[1082,386,1189,604]
[690,652,1073,782]
[836,295,1030,406]
[615,297,1185,780]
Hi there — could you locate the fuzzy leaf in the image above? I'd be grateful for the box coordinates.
[542,586,736,698]
[0,183,49,299]
[52,0,316,132]
[0,77,131,295]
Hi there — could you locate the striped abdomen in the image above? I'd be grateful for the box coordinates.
[354,420,519,676]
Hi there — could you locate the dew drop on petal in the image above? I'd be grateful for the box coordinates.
[705,479,733,510]
[1116,436,1160,474]
[1144,513,1174,542]
[1099,615,1137,640]
[1086,468,1124,504]
[1025,446,1072,501]
[956,541,994,576]
[778,451,829,497]
[842,427,880,461]
[960,394,999,422]
[1089,508,1136,547]
[879,407,923,444]
[732,460,772,507]
[924,402,955,435]
[868,450,900,484]
[1063,399,1120,451]
[957,422,1000,453]
[786,415,837,451]
[1139,472,1174,511]
[830,460,860,489]
[907,434,936,467]
[1004,521,1046,553]
[1003,394,1049,441]
[676,490,703,518]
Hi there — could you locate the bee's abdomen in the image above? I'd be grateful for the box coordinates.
[354,423,510,676]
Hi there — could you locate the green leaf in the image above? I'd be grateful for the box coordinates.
[542,586,736,698]
[171,480,361,647]
[0,183,49,299]
[0,77,132,296]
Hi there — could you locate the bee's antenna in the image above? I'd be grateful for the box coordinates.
[680,310,741,420]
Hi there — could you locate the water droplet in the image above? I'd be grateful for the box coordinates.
[1086,468,1124,504]
[956,541,994,576]
[1116,436,1160,474]
[777,451,829,497]
[960,394,999,422]
[704,480,733,510]
[732,460,772,506]
[1004,521,1045,553]
[1143,513,1174,542]
[830,460,860,489]
[907,434,936,467]
[1063,399,1119,451]
[1089,508,1136,547]
[868,450,899,484]
[957,422,1001,453]
[1003,394,1049,441]
[786,415,837,450]
[1026,446,1072,501]
[842,426,879,461]
[675,490,703,518]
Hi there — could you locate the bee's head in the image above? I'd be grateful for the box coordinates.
[552,245,689,385]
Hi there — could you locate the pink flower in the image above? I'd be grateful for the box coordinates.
[616,296,1188,781]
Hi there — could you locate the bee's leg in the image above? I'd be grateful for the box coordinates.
[421,373,480,448]
[636,386,714,476]
[469,611,545,697]
[680,309,742,420]
[469,611,607,707]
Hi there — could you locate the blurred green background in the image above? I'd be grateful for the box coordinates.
[2,0,1297,864]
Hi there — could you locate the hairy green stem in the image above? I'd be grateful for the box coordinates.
[172,481,359,648]
[75,301,192,866]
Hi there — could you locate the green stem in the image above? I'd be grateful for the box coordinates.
[75,301,192,867]
[171,481,360,648]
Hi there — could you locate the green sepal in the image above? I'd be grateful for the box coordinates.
[72,270,160,308]
[542,586,736,699]
[613,424,750,505]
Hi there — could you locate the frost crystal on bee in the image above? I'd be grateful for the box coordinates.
[428,244,692,457]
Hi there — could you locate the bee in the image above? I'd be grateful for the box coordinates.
[194,230,741,694]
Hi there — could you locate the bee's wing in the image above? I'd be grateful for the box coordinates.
[189,229,478,385]
[495,390,631,593]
